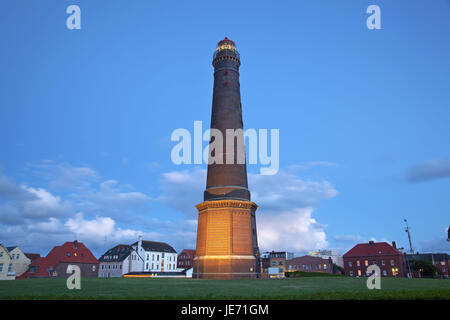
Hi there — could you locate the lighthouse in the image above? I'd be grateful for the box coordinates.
[193,38,260,279]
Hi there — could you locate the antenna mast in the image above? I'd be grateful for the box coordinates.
[404,219,414,254]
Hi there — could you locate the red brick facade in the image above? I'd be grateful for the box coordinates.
[286,255,333,274]
[177,249,195,269]
[343,241,407,278]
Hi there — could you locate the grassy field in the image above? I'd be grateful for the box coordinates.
[0,276,449,300]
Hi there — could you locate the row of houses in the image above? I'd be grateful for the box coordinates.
[260,251,335,278]
[0,238,197,280]
[259,242,449,279]
[2,238,448,280]
[0,244,40,280]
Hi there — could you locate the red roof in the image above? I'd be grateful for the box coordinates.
[217,37,235,47]
[343,242,402,258]
[24,253,40,262]
[21,241,98,278]
[179,249,196,257]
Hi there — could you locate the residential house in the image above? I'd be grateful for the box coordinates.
[260,251,293,277]
[21,240,99,278]
[308,250,344,268]
[0,244,15,280]
[286,255,333,274]
[177,249,195,269]
[7,246,32,277]
[129,238,178,273]
[98,244,134,278]
[343,241,407,277]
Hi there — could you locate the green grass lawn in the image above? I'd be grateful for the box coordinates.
[0,277,449,300]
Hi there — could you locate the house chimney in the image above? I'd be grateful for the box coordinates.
[73,240,78,249]
[392,241,397,249]
[138,235,143,253]
[369,240,374,245]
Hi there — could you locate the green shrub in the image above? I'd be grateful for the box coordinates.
[285,271,344,278]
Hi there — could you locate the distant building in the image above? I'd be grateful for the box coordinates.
[287,255,333,274]
[177,249,195,269]
[98,244,134,278]
[0,244,15,280]
[6,246,31,277]
[21,240,99,278]
[260,251,293,277]
[129,238,178,273]
[308,250,343,268]
[343,241,407,277]
[406,253,449,278]
[260,252,271,274]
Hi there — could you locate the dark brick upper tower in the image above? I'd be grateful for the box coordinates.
[194,38,260,279]
[204,37,250,202]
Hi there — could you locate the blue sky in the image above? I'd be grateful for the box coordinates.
[0,0,449,257]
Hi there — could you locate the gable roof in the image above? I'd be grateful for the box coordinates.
[22,241,98,278]
[99,244,133,262]
[179,249,195,256]
[0,244,11,258]
[131,240,177,253]
[25,253,41,262]
[6,246,17,252]
[287,255,332,264]
[343,242,402,258]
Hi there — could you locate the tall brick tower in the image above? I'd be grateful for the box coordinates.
[193,38,260,279]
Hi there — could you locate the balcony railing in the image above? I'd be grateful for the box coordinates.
[213,49,240,61]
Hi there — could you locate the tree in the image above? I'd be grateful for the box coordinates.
[411,259,440,278]
[333,263,345,275]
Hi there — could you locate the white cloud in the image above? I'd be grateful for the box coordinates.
[158,167,338,253]
[0,161,340,257]
[257,207,328,252]
[22,187,71,219]
[158,168,205,214]
[65,212,116,239]
[250,171,338,210]
[73,179,151,217]
[64,212,164,253]
[0,170,72,222]
[27,217,66,233]
[26,161,99,190]
[0,162,156,255]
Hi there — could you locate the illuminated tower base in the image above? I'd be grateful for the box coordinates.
[193,200,258,280]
